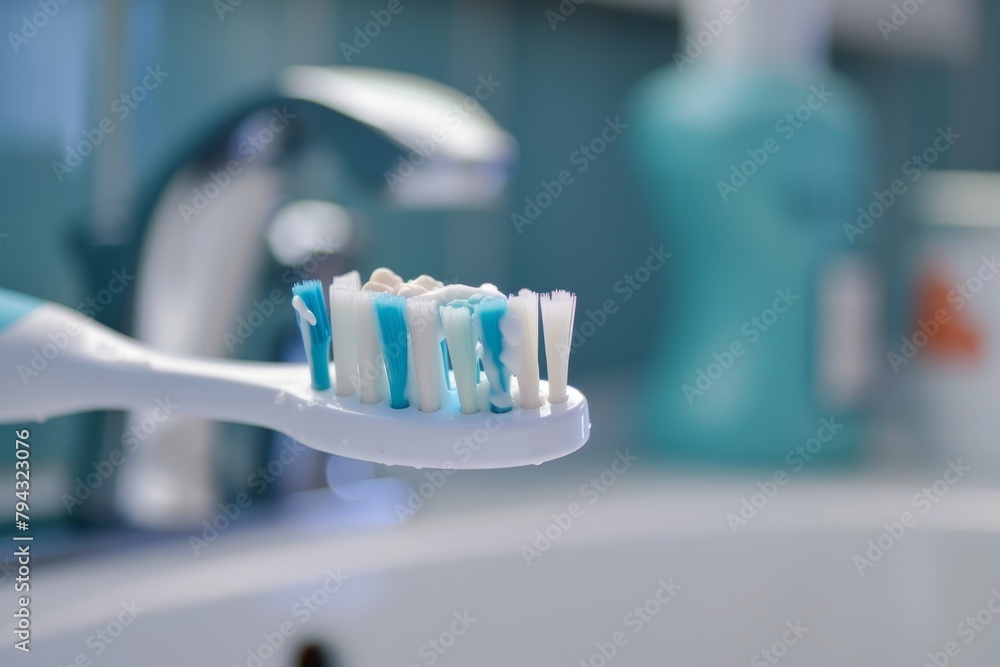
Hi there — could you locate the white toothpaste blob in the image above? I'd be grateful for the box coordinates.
[363,270,446,298]
[361,269,499,303]
[291,295,317,325]
[410,274,445,292]
[369,267,404,291]
[416,283,505,304]
[397,283,428,298]
[362,281,394,293]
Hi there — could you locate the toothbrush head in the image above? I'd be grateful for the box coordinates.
[277,373,589,469]
[284,269,590,468]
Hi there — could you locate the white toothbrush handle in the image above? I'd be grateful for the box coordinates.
[0,302,296,430]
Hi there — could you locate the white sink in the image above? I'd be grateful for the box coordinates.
[7,475,1000,665]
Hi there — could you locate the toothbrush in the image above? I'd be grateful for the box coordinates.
[0,275,589,469]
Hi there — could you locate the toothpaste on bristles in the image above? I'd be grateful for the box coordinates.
[476,296,514,414]
[293,269,578,414]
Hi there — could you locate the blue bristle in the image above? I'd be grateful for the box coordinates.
[476,297,512,413]
[373,293,410,409]
[292,280,331,390]
[441,340,453,390]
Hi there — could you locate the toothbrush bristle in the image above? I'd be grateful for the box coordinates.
[406,299,445,413]
[330,273,360,397]
[508,289,542,409]
[372,293,410,410]
[440,304,480,415]
[291,272,577,413]
[441,340,453,390]
[291,280,331,390]
[540,290,576,404]
[476,297,512,414]
[292,281,331,346]
[338,270,362,291]
[352,290,384,405]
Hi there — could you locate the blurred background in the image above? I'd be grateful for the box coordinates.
[3,0,1000,664]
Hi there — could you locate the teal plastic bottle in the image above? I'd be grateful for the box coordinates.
[628,0,875,465]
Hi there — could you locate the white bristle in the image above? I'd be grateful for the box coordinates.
[406,299,445,413]
[540,290,576,404]
[330,273,360,397]
[352,290,384,404]
[440,305,480,414]
[337,270,361,291]
[508,289,542,409]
